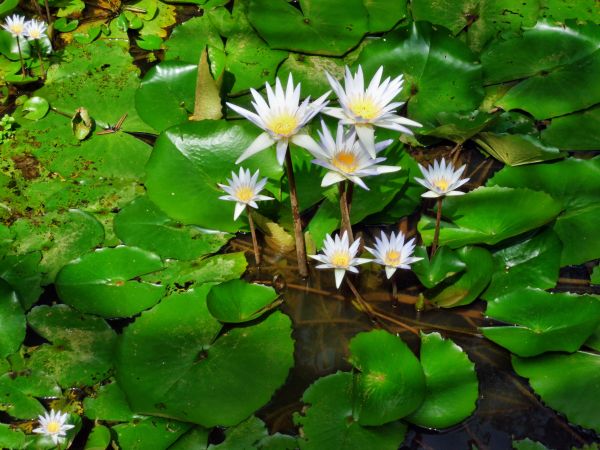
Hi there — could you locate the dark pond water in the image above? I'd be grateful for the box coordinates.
[233,236,600,450]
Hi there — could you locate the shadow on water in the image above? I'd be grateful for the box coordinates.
[230,235,599,450]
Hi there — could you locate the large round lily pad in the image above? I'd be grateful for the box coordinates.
[406,332,478,429]
[115,286,294,427]
[418,187,562,248]
[247,0,369,56]
[542,105,600,151]
[348,330,425,425]
[482,288,600,357]
[512,351,600,433]
[56,246,166,318]
[294,371,407,450]
[114,196,231,261]
[207,279,280,323]
[144,120,282,232]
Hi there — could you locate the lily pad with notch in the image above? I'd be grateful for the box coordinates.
[207,279,281,323]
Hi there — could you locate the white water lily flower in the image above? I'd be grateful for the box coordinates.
[310,121,399,190]
[2,14,27,37]
[25,19,47,40]
[365,231,422,279]
[324,65,422,157]
[33,409,75,445]
[309,232,371,288]
[415,158,469,198]
[218,167,273,220]
[226,74,330,166]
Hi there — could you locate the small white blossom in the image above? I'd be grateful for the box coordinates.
[2,14,27,38]
[226,74,330,166]
[218,167,273,220]
[365,231,422,279]
[309,232,371,288]
[323,65,422,157]
[309,121,400,190]
[415,158,469,198]
[33,409,75,446]
[25,19,47,40]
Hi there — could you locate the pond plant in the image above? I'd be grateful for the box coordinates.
[0,0,599,449]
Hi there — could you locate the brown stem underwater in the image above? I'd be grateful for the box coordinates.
[285,149,309,278]
[431,197,443,258]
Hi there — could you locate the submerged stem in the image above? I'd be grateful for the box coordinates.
[284,149,309,278]
[246,206,261,266]
[338,181,353,242]
[44,0,52,24]
[36,44,45,80]
[431,197,443,258]
[16,37,26,77]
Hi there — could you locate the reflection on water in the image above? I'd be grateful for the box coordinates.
[231,238,599,450]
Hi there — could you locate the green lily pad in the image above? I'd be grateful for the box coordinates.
[483,228,562,301]
[496,49,600,119]
[412,246,466,289]
[84,425,111,450]
[278,53,345,99]
[56,246,166,318]
[348,330,425,425]
[26,304,117,387]
[9,210,105,285]
[592,265,600,286]
[116,285,294,426]
[135,61,197,132]
[488,157,600,265]
[422,111,496,144]
[0,280,24,358]
[542,105,600,150]
[225,32,288,94]
[474,133,563,166]
[363,0,408,32]
[512,351,600,433]
[418,187,562,248]
[22,96,49,121]
[145,120,282,232]
[113,417,192,450]
[37,40,154,133]
[427,246,493,308]
[0,424,25,449]
[84,380,138,421]
[585,325,600,352]
[541,0,600,22]
[210,415,267,449]
[141,252,248,290]
[294,371,407,450]
[207,279,280,323]
[406,332,478,429]
[481,21,600,84]
[482,288,600,357]
[247,0,369,56]
[114,196,231,260]
[512,438,549,450]
[355,22,483,126]
[163,16,225,76]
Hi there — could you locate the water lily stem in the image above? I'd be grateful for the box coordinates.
[246,206,260,266]
[431,197,443,257]
[44,0,52,24]
[36,45,45,80]
[285,149,309,278]
[16,38,26,77]
[338,181,353,242]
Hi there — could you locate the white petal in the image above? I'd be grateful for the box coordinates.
[322,107,347,120]
[421,191,441,198]
[233,202,246,220]
[354,125,376,158]
[385,266,397,279]
[276,140,288,166]
[291,133,322,156]
[322,171,346,187]
[446,190,466,196]
[334,269,346,288]
[236,133,274,164]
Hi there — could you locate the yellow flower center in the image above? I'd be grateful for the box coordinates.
[330,251,350,268]
[332,151,358,173]
[433,178,449,192]
[349,98,379,120]
[11,24,24,34]
[384,250,401,266]
[235,186,254,203]
[46,421,61,434]
[29,30,41,39]
[268,114,298,136]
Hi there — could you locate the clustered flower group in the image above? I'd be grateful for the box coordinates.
[2,14,48,42]
[219,65,469,288]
